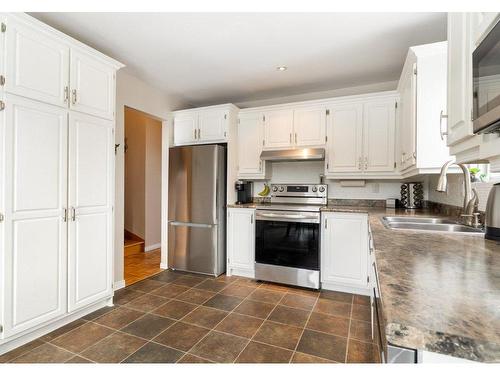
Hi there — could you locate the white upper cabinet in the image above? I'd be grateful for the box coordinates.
[321,212,369,293]
[1,94,68,338]
[4,17,70,107]
[70,49,115,120]
[237,113,265,178]
[198,109,227,142]
[172,105,234,146]
[325,95,397,177]
[173,112,198,145]
[446,13,473,147]
[363,99,396,172]
[326,103,363,173]
[293,106,327,147]
[68,112,113,312]
[397,41,450,176]
[263,109,294,149]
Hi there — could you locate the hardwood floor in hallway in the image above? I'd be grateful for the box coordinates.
[124,248,162,286]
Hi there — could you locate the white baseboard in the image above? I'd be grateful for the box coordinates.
[113,280,126,291]
[321,281,371,296]
[160,262,168,269]
[145,243,161,252]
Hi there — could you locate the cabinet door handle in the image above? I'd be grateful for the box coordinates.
[70,207,76,221]
[295,133,297,144]
[358,157,363,170]
[62,208,68,222]
[251,214,254,224]
[439,110,448,141]
[198,128,201,139]
[364,156,368,170]
[194,129,197,139]
[71,89,77,105]
[289,133,292,143]
[259,160,262,171]
[64,86,69,103]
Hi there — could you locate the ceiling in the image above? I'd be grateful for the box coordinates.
[31,12,447,108]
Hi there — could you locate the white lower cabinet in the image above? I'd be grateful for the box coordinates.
[227,208,255,278]
[321,212,370,295]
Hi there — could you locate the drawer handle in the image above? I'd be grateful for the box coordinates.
[439,110,448,141]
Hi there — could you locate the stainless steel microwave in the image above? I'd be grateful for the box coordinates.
[473,19,500,134]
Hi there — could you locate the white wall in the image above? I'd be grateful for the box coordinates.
[250,161,401,201]
[145,120,162,250]
[115,71,187,286]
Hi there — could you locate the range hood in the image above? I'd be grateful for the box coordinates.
[260,148,325,162]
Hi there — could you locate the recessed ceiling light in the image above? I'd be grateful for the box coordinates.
[276,66,287,71]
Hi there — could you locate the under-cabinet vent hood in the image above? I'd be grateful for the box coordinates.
[260,148,325,162]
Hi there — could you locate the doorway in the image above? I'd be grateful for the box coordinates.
[124,107,163,285]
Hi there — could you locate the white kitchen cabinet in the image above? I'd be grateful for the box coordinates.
[321,212,370,295]
[198,109,227,142]
[1,94,68,338]
[446,13,474,147]
[68,112,114,312]
[263,109,294,149]
[70,49,115,120]
[237,112,266,178]
[227,208,255,278]
[4,17,70,108]
[363,99,396,172]
[325,95,397,178]
[173,112,198,145]
[172,104,235,146]
[397,41,450,177]
[325,103,363,173]
[293,105,327,147]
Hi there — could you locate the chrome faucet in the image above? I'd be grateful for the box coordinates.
[436,160,480,227]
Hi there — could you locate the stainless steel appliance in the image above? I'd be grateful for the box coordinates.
[485,182,500,241]
[235,180,253,205]
[260,148,325,162]
[254,183,327,289]
[168,145,226,276]
[473,19,500,134]
[400,182,423,209]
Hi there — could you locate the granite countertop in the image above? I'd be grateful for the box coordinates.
[350,207,500,362]
[228,203,500,361]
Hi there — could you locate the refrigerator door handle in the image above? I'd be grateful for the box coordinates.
[169,221,215,228]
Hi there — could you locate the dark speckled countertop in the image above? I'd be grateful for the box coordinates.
[228,203,500,361]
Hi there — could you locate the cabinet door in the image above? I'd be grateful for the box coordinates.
[198,110,227,142]
[363,100,396,172]
[325,103,363,173]
[68,112,113,312]
[321,212,369,289]
[398,62,417,169]
[2,95,68,338]
[237,113,265,176]
[173,113,197,145]
[263,109,294,149]
[293,106,327,147]
[227,209,255,273]
[70,49,115,120]
[447,13,473,146]
[5,18,69,107]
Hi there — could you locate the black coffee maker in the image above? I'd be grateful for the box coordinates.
[235,180,253,204]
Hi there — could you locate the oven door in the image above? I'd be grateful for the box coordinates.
[255,210,320,271]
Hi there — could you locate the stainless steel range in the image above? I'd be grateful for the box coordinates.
[255,183,327,289]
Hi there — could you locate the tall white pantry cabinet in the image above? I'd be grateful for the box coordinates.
[0,13,123,354]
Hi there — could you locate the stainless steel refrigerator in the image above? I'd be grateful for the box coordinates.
[168,145,226,276]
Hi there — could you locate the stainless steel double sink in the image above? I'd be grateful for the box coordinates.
[381,216,484,234]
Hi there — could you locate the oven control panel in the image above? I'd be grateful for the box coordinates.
[270,184,328,197]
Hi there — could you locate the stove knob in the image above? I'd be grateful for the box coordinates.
[272,186,278,192]
[312,186,318,192]
[319,186,325,193]
[278,186,285,192]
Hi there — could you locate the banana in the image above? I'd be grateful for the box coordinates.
[258,183,270,197]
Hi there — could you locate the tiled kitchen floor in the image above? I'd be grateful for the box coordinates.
[0,270,379,363]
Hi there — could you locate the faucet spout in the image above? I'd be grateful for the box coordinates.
[435,160,473,214]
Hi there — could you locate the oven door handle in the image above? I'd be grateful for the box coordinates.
[256,212,320,223]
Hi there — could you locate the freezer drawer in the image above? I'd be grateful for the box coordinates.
[168,221,221,276]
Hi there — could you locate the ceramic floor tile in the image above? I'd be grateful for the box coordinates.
[214,313,264,338]
[12,343,74,363]
[353,294,371,306]
[189,331,248,363]
[94,307,145,330]
[351,304,371,322]
[123,342,184,363]
[253,321,303,350]
[124,294,168,312]
[236,341,293,363]
[129,279,166,293]
[319,290,353,304]
[81,332,147,363]
[121,314,175,340]
[113,288,146,305]
[203,294,243,312]
[153,322,210,352]
[350,319,373,342]
[178,354,213,363]
[234,299,275,319]
[346,339,379,363]
[40,319,87,342]
[280,293,317,311]
[247,289,284,304]
[314,299,352,318]
[268,305,310,327]
[306,312,350,337]
[152,299,197,320]
[171,275,206,288]
[194,279,228,293]
[151,284,190,299]
[291,352,334,363]
[296,329,348,362]
[175,289,216,305]
[0,339,45,363]
[219,284,256,298]
[51,322,114,353]
[181,306,228,329]
[65,355,93,363]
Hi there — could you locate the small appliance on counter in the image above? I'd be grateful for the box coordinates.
[485,182,500,241]
[235,180,253,205]
[400,182,423,209]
